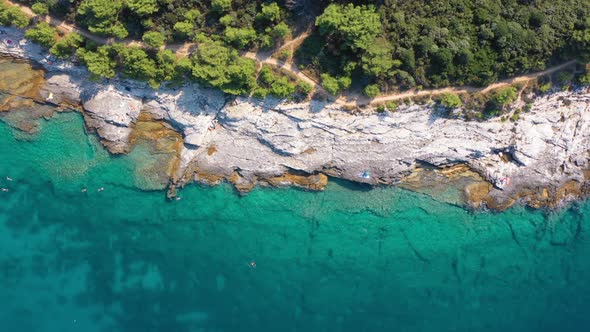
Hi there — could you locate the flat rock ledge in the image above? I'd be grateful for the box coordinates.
[1,26,589,210]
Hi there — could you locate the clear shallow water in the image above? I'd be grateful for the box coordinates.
[0,112,589,332]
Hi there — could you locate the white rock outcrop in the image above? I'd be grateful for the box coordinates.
[2,25,589,207]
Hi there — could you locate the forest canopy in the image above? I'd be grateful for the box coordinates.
[8,0,590,97]
[299,0,590,93]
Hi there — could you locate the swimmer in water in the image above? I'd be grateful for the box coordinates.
[97,187,104,192]
[6,176,12,181]
[175,197,182,201]
[1,188,8,192]
[81,188,87,193]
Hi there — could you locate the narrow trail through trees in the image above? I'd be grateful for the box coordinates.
[6,0,579,107]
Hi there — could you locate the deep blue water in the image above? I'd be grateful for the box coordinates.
[0,112,589,331]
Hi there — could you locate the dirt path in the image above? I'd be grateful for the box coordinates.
[354,60,578,107]
[276,31,311,55]
[7,0,579,107]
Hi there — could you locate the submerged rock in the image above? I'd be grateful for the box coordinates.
[0,57,57,134]
[128,112,184,190]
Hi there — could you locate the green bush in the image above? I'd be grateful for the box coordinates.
[173,21,194,38]
[224,27,257,49]
[0,3,30,28]
[142,31,166,48]
[77,0,126,37]
[438,93,462,109]
[538,82,552,93]
[118,46,159,85]
[258,66,297,98]
[321,73,340,95]
[364,84,380,98]
[315,3,381,51]
[579,71,590,85]
[126,0,159,16]
[25,22,57,48]
[385,101,397,111]
[211,0,232,13]
[76,46,117,79]
[277,49,291,61]
[191,40,257,95]
[337,76,351,90]
[155,49,177,82]
[269,77,296,98]
[272,22,289,40]
[491,87,517,106]
[253,87,268,99]
[219,14,233,26]
[258,2,281,22]
[50,32,83,58]
[31,3,49,16]
[297,81,312,96]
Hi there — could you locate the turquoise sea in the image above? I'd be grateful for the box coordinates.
[0,111,589,332]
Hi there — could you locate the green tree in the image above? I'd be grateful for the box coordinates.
[272,22,289,40]
[578,69,590,85]
[259,66,275,85]
[125,0,158,16]
[224,27,257,49]
[573,20,589,59]
[155,49,177,82]
[269,77,296,98]
[31,3,49,16]
[118,46,158,84]
[109,23,129,39]
[175,56,193,76]
[76,46,117,79]
[259,34,274,49]
[50,32,83,58]
[142,31,165,48]
[491,87,517,106]
[219,14,233,26]
[315,4,381,51]
[184,9,201,21]
[258,2,281,22]
[438,93,462,109]
[25,22,57,48]
[538,82,552,93]
[223,57,257,95]
[191,40,234,88]
[337,76,351,90]
[361,38,400,77]
[173,21,194,38]
[364,84,380,98]
[78,0,126,37]
[258,66,296,98]
[191,40,256,95]
[297,81,312,96]
[0,4,30,28]
[385,101,397,111]
[211,0,231,13]
[321,73,340,95]
[399,48,415,70]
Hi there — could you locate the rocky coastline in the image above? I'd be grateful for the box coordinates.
[1,26,589,210]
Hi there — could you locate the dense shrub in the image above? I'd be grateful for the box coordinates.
[25,22,57,48]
